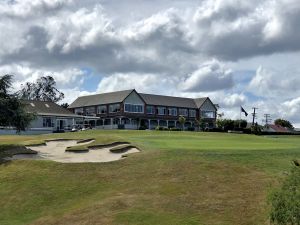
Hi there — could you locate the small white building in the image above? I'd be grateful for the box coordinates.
[0,100,98,135]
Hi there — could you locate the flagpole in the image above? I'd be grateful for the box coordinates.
[239,106,241,129]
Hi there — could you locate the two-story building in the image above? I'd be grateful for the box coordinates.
[68,89,217,130]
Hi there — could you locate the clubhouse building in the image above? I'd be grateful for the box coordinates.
[68,89,217,130]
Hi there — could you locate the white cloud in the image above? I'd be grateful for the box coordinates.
[181,60,233,92]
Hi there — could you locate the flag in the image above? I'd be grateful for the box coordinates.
[241,106,248,117]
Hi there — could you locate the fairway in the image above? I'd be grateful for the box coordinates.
[1,130,300,225]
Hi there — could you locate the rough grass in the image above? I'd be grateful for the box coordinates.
[0,130,300,225]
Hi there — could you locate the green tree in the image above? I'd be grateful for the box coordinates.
[17,76,64,103]
[0,75,35,133]
[274,119,294,130]
[216,119,234,131]
[269,165,300,225]
[234,119,248,129]
[178,116,186,131]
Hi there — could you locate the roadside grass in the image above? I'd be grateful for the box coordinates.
[0,130,300,225]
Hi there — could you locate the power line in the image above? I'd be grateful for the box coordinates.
[264,114,272,126]
[252,107,258,126]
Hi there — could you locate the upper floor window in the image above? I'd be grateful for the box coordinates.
[178,108,188,116]
[168,107,177,116]
[85,106,96,115]
[74,108,83,115]
[43,117,54,127]
[201,111,215,118]
[189,109,196,117]
[109,104,120,113]
[124,104,144,113]
[157,107,166,115]
[147,105,155,114]
[97,105,107,114]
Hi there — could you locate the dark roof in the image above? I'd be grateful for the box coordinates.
[68,89,134,108]
[194,97,208,108]
[68,89,216,110]
[140,93,198,108]
[24,100,77,117]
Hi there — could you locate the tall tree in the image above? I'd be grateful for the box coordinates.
[18,76,64,102]
[178,116,186,131]
[0,75,35,133]
[274,118,294,130]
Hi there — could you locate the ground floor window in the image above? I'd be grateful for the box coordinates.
[43,117,54,127]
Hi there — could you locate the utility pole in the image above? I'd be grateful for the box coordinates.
[252,107,258,126]
[264,114,272,126]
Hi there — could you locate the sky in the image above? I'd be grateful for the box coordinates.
[1,0,300,126]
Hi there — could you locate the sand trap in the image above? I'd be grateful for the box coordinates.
[7,140,140,163]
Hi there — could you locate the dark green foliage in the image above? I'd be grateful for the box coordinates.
[216,119,235,131]
[274,119,294,130]
[17,76,64,103]
[251,123,262,135]
[178,116,186,130]
[0,75,35,133]
[60,103,69,108]
[269,166,300,225]
[234,119,248,129]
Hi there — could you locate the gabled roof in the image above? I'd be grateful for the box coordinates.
[24,100,77,117]
[68,89,134,108]
[140,93,198,108]
[193,97,208,108]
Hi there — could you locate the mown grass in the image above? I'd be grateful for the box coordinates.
[0,130,300,225]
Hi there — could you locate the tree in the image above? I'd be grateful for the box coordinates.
[178,116,186,131]
[17,76,64,102]
[195,118,206,131]
[274,119,294,130]
[269,165,300,225]
[60,103,69,108]
[0,75,35,133]
[234,119,248,129]
[216,119,234,131]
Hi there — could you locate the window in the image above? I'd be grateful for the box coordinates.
[189,109,196,117]
[157,107,166,115]
[147,106,155,114]
[178,108,188,116]
[43,117,54,127]
[97,105,107,114]
[109,104,120,113]
[85,107,96,115]
[201,111,215,118]
[124,104,144,113]
[75,108,83,115]
[168,107,177,116]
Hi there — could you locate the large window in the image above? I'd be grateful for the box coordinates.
[189,109,196,117]
[85,106,96,115]
[157,107,166,115]
[109,104,121,113]
[147,105,155,114]
[168,107,177,116]
[124,104,144,113]
[178,108,188,116]
[201,111,215,118]
[74,108,83,115]
[97,105,107,114]
[43,117,54,127]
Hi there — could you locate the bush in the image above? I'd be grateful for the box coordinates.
[118,124,125,129]
[269,166,300,225]
[139,125,147,130]
[187,127,195,131]
[155,126,169,131]
[170,127,181,131]
[251,124,262,135]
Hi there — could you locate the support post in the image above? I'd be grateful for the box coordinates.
[148,119,151,129]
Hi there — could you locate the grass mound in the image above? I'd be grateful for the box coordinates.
[109,144,139,153]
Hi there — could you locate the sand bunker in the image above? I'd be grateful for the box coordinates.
[8,140,140,163]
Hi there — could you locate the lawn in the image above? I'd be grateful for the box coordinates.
[0,130,300,225]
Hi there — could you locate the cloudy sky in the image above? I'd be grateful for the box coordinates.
[1,0,300,126]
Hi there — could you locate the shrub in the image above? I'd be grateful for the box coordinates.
[155,126,169,131]
[170,127,181,131]
[269,166,300,225]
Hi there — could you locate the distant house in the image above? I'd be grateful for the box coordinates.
[68,89,217,130]
[263,124,291,133]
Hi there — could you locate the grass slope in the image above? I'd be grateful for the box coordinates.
[0,130,300,225]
